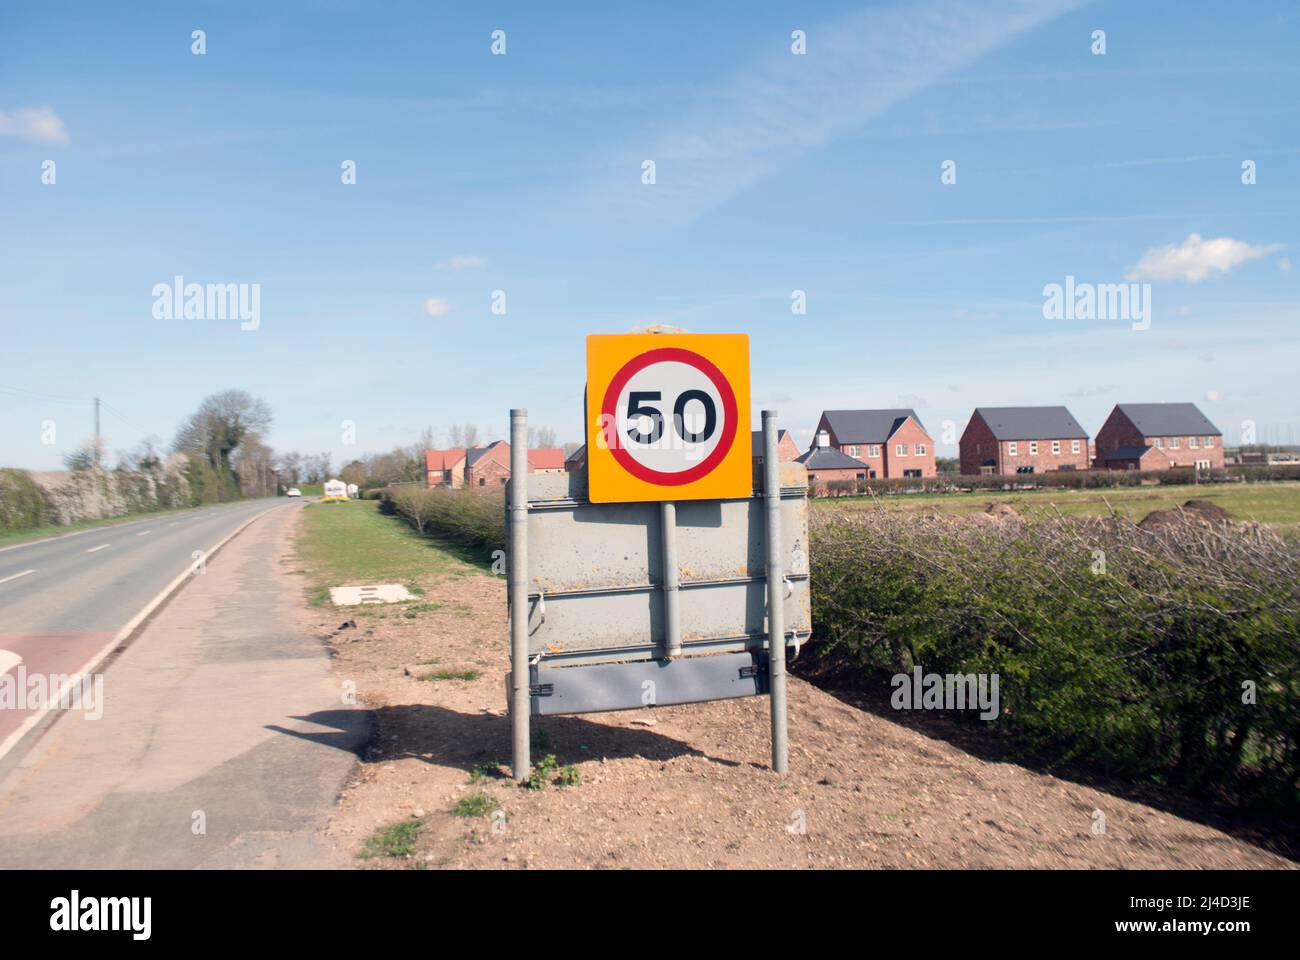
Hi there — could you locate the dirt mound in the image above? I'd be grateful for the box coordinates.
[982,501,1020,518]
[1138,499,1232,530]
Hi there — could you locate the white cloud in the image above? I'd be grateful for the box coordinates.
[436,255,486,272]
[423,298,453,318]
[1125,233,1283,283]
[602,0,1086,224]
[0,106,69,144]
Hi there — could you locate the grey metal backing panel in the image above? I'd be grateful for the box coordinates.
[524,495,808,592]
[526,651,769,716]
[526,577,810,655]
[515,461,811,662]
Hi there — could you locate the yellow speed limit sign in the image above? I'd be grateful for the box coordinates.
[586,333,751,503]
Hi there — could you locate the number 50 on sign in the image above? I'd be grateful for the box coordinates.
[586,333,752,503]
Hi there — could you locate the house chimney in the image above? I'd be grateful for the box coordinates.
[816,430,829,449]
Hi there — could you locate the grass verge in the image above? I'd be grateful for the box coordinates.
[358,819,422,859]
[295,499,473,604]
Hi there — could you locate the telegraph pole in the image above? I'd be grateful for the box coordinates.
[94,396,102,464]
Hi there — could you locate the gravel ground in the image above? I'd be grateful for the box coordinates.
[301,514,1295,870]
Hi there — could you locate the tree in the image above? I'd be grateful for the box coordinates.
[528,426,558,448]
[173,390,273,502]
[275,451,304,485]
[63,438,103,471]
[340,460,368,488]
[233,435,277,497]
[302,453,332,484]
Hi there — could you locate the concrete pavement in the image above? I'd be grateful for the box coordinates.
[0,499,287,754]
[0,502,369,868]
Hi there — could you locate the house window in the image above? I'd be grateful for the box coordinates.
[1154,438,1164,448]
[1170,437,1180,449]
[1029,442,1038,456]
[1008,442,1018,456]
[1189,437,1200,448]
[1051,440,1061,455]
[896,443,907,456]
[849,446,859,457]
[916,443,927,456]
[868,445,880,457]
[1204,436,1214,448]
[1071,440,1080,454]
[478,478,486,486]
[903,469,921,479]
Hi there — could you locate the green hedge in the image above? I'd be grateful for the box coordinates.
[809,508,1300,806]
[815,464,1300,498]
[387,486,505,556]
[0,468,49,532]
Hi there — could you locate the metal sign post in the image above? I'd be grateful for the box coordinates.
[762,410,789,773]
[660,501,682,659]
[508,408,530,781]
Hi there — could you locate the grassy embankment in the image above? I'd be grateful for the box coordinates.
[294,498,477,614]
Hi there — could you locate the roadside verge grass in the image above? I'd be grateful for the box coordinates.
[294,499,474,604]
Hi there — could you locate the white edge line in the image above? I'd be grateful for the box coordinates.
[0,569,36,586]
[86,544,110,553]
[0,503,285,766]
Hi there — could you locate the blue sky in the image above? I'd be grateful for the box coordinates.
[2,0,1297,470]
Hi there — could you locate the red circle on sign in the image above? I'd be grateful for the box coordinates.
[600,347,739,486]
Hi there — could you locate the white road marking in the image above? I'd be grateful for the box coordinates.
[0,502,281,766]
[168,522,179,527]
[0,569,36,586]
[86,544,111,554]
[137,530,151,536]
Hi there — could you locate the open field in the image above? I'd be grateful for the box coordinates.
[815,481,1300,533]
[294,500,1296,869]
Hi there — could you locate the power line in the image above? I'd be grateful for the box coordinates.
[0,384,86,405]
[100,400,151,434]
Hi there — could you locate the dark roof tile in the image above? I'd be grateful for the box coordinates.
[973,406,1088,441]
[821,409,926,444]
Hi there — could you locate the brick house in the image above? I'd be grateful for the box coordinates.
[796,436,869,493]
[1093,403,1224,470]
[425,449,467,488]
[812,409,936,479]
[750,428,800,465]
[959,406,1090,475]
[427,442,566,489]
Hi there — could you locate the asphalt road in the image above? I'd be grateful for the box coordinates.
[0,499,290,756]
[0,500,368,867]
[0,499,286,632]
